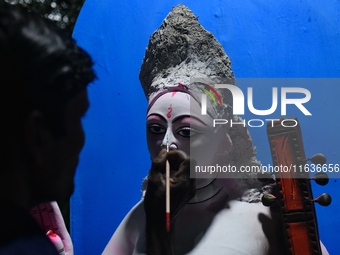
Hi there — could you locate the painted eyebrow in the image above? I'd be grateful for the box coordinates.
[147,114,207,126]
[146,113,166,122]
[173,115,207,126]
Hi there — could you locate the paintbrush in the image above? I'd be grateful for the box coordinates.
[166,135,170,232]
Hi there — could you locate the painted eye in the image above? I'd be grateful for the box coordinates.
[177,127,194,138]
[148,124,166,134]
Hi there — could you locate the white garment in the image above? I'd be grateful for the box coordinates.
[187,200,274,255]
[102,199,280,255]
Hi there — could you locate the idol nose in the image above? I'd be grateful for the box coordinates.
[161,129,178,151]
[161,142,178,151]
[169,143,178,150]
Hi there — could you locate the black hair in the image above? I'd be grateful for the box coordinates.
[0,1,96,136]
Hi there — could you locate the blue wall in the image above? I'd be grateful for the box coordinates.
[72,0,340,254]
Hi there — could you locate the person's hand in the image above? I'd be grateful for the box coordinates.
[30,201,73,255]
[144,149,195,225]
[144,149,195,255]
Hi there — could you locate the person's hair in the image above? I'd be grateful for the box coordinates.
[0,1,96,161]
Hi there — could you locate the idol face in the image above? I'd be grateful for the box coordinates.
[146,91,229,168]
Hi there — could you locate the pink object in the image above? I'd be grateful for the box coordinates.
[46,230,66,255]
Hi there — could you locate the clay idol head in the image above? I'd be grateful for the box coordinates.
[140,5,259,181]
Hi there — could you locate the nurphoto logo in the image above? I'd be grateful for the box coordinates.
[200,84,312,128]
